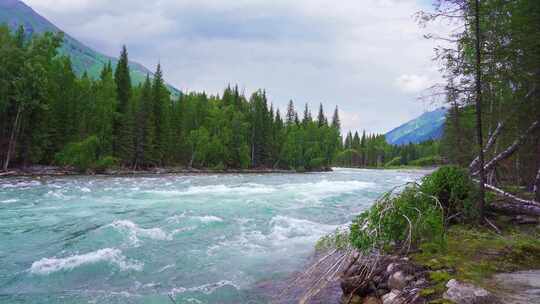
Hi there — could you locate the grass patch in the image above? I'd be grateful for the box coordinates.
[315,228,350,252]
[412,220,540,287]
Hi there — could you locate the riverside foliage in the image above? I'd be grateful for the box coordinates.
[349,166,477,253]
[0,25,345,172]
[0,24,441,172]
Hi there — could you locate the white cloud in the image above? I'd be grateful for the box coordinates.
[23,0,449,133]
[395,74,435,93]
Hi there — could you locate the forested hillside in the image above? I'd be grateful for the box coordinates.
[385,107,447,145]
[335,131,440,168]
[0,0,180,95]
[0,25,345,172]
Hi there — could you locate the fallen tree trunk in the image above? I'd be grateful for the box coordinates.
[484,183,540,206]
[488,200,540,216]
[473,121,539,176]
[471,180,540,216]
[469,122,503,172]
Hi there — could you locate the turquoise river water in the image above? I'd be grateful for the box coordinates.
[0,168,428,303]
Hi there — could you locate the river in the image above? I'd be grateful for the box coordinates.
[0,168,428,303]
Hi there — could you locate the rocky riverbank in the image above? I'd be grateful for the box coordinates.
[0,165,332,177]
[330,215,540,304]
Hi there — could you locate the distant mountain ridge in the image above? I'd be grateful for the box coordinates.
[0,0,180,95]
[385,108,447,145]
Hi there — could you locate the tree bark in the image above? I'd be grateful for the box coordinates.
[488,200,540,216]
[469,122,503,172]
[534,166,540,202]
[484,183,540,206]
[474,0,486,219]
[3,104,23,171]
[473,121,539,176]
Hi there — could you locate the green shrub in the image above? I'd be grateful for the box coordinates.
[55,136,100,171]
[350,184,445,253]
[347,166,477,253]
[309,157,326,170]
[385,156,402,167]
[409,155,442,167]
[56,136,118,172]
[316,229,350,252]
[94,156,119,172]
[213,162,225,171]
[420,165,477,221]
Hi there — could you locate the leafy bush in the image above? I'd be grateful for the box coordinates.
[409,156,442,167]
[349,166,477,253]
[55,136,100,171]
[309,157,326,170]
[316,228,350,252]
[94,156,119,172]
[56,136,117,172]
[350,185,445,253]
[420,165,477,221]
[385,156,402,167]
[213,162,225,171]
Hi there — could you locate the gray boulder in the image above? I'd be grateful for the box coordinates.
[382,289,405,304]
[443,279,500,304]
[388,271,409,290]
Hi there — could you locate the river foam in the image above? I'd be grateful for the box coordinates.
[149,183,276,197]
[107,220,174,246]
[1,169,428,303]
[29,248,143,275]
[170,280,239,296]
[269,215,339,243]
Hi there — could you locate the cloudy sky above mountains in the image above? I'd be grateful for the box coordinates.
[24,0,445,133]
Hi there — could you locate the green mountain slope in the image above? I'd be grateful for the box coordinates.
[0,0,180,95]
[385,107,447,145]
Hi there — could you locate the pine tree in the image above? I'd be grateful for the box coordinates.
[134,75,156,168]
[152,63,171,164]
[286,100,296,126]
[113,45,134,164]
[317,103,327,127]
[344,131,353,149]
[94,62,116,157]
[353,131,360,150]
[331,106,341,131]
[302,103,312,127]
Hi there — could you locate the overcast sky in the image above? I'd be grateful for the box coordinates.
[24,0,445,134]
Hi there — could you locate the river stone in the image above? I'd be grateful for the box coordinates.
[443,279,500,304]
[386,263,399,274]
[388,271,408,290]
[492,270,540,304]
[363,296,382,304]
[382,289,404,304]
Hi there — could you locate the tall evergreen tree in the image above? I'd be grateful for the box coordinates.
[302,103,312,127]
[113,45,134,164]
[331,106,341,131]
[317,103,327,127]
[286,100,296,126]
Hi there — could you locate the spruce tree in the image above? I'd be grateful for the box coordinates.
[152,63,170,164]
[113,45,134,164]
[286,100,296,126]
[302,103,312,127]
[317,103,327,127]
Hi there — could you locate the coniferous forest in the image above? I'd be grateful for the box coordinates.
[0,25,343,172]
[0,24,442,173]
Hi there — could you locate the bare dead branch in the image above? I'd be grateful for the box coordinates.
[484,183,540,206]
[473,121,539,176]
[469,121,504,171]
